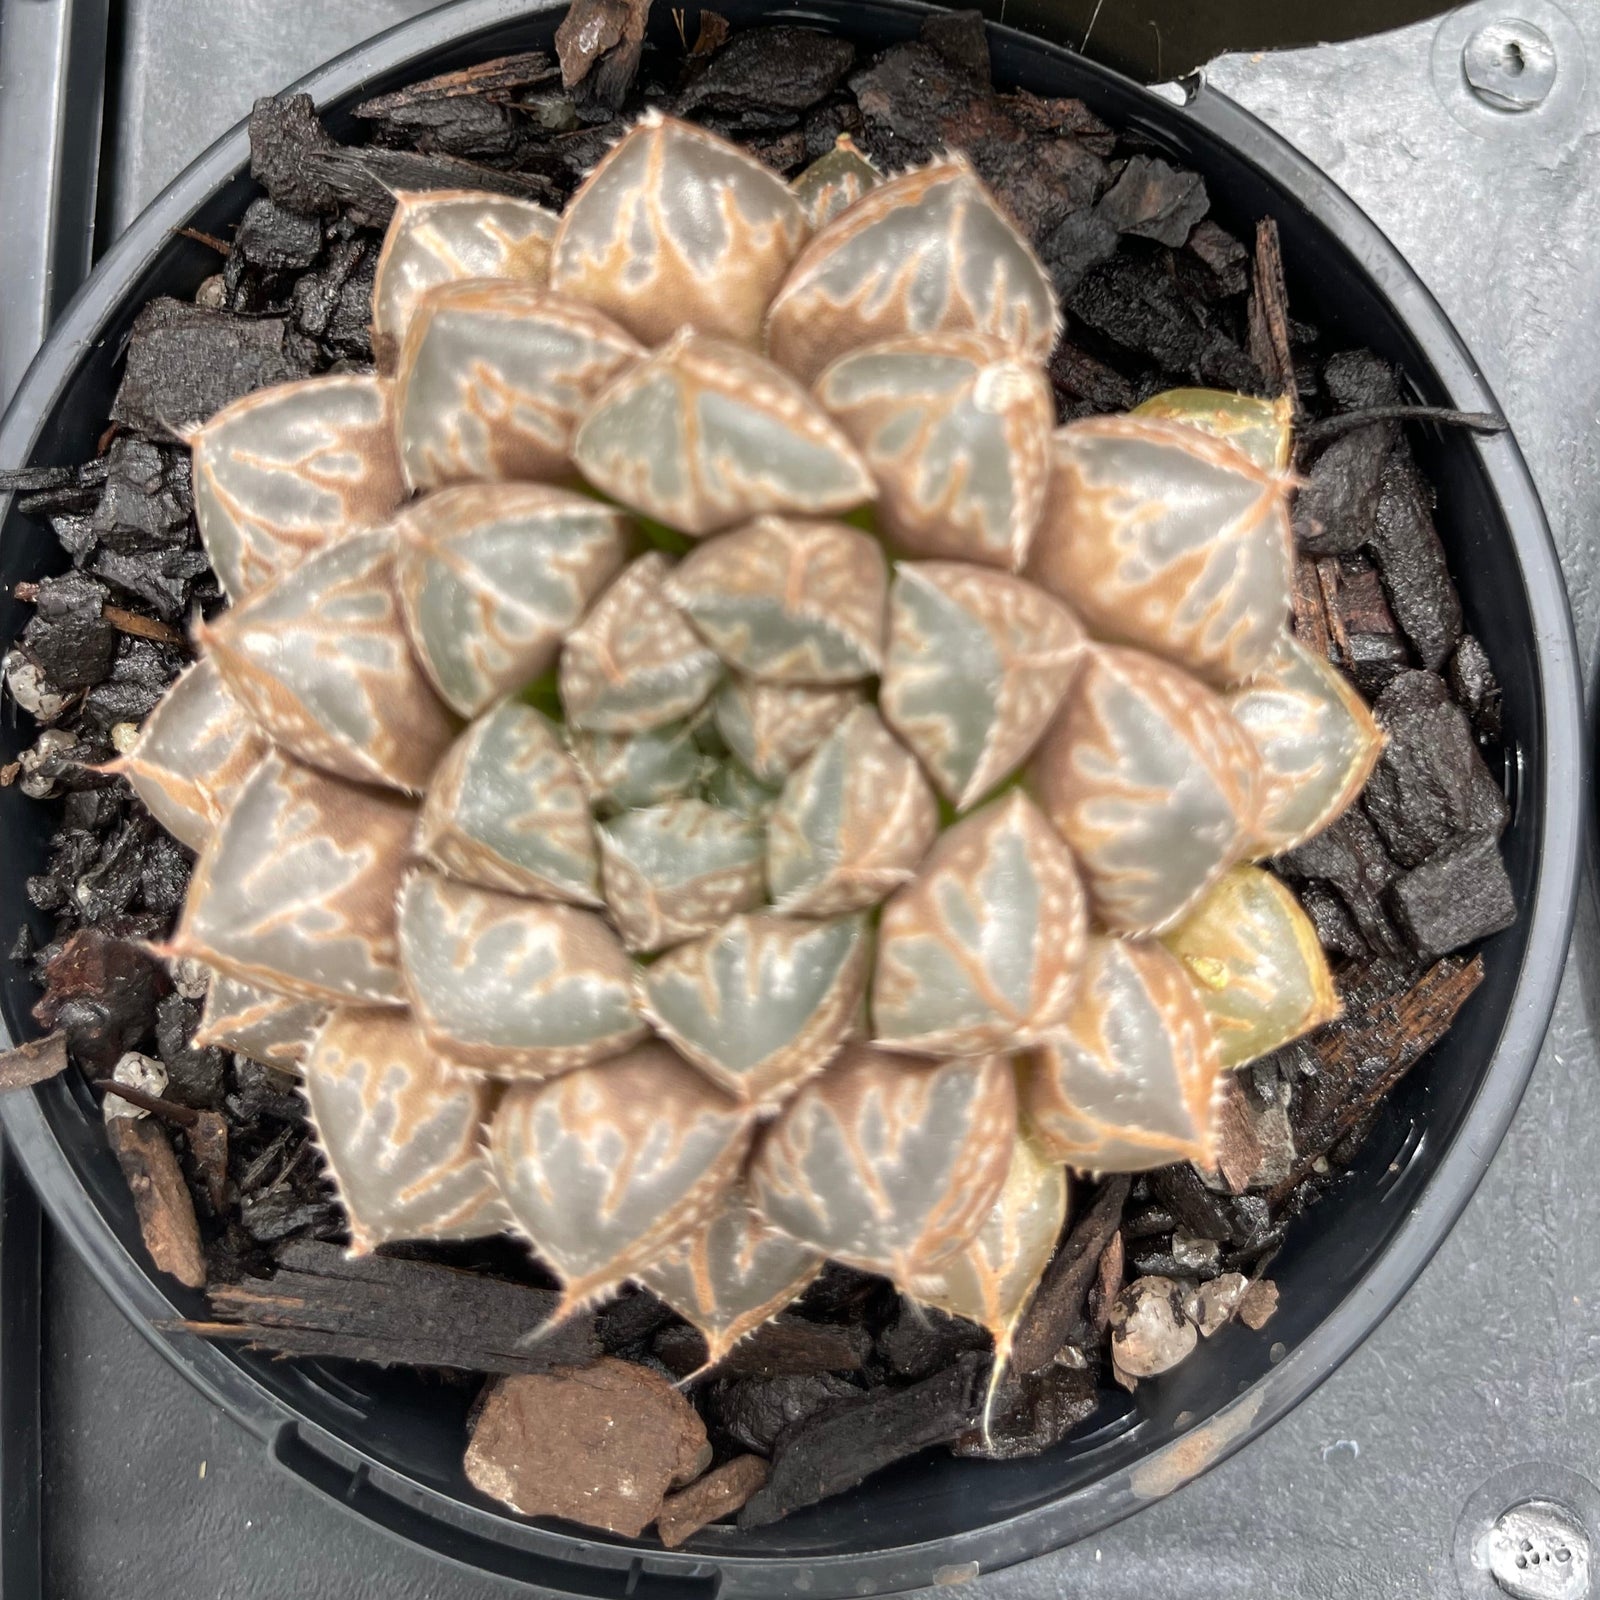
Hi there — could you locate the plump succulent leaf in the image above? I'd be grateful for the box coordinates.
[911,1132,1067,1374]
[635,1193,825,1369]
[568,720,708,813]
[1131,387,1294,474]
[747,1043,1017,1281]
[201,530,457,793]
[571,332,874,535]
[550,109,810,349]
[395,483,629,719]
[117,656,270,852]
[175,753,413,1006]
[766,705,939,916]
[766,155,1060,384]
[880,561,1085,810]
[1229,632,1386,856]
[638,912,868,1105]
[1030,645,1262,934]
[417,700,601,904]
[872,790,1087,1054]
[558,551,725,732]
[489,1039,754,1306]
[816,333,1053,570]
[371,189,558,354]
[194,972,327,1071]
[1023,934,1224,1171]
[396,281,642,491]
[703,756,781,819]
[398,870,646,1077]
[189,374,406,600]
[792,134,881,229]
[712,674,862,785]
[303,1007,508,1252]
[1161,865,1340,1069]
[1027,416,1293,687]
[598,798,766,954]
[666,515,887,683]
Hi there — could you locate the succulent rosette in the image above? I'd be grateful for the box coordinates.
[128,110,1384,1367]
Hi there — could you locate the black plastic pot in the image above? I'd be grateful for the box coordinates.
[0,3,1583,1594]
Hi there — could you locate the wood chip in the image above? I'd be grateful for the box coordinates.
[1291,553,1333,662]
[1011,1174,1131,1375]
[555,0,649,102]
[1247,216,1297,409]
[656,1454,769,1548]
[1087,1230,1125,1340]
[185,1240,600,1373]
[108,1115,206,1288]
[1316,556,1351,665]
[1238,1278,1280,1330]
[1211,1074,1265,1195]
[353,51,558,117]
[465,1359,707,1536]
[739,1355,985,1529]
[0,1031,69,1093]
[1273,954,1484,1201]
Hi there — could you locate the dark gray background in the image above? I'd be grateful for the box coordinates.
[4,0,1599,1595]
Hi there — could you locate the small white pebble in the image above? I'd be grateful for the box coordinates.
[111,721,141,754]
[195,274,227,309]
[103,1051,167,1122]
[4,652,71,722]
[172,957,211,1002]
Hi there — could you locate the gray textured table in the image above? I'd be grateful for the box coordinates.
[18,2,1600,1595]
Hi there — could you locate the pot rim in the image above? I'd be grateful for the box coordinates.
[0,2,1583,1593]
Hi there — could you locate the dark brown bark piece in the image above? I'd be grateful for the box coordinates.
[1449,634,1503,742]
[656,1455,770,1548]
[353,51,558,118]
[1370,445,1462,671]
[108,1115,205,1288]
[657,1313,871,1379]
[1278,808,1408,961]
[34,928,166,1075]
[308,146,558,231]
[1086,1231,1125,1341]
[677,26,855,122]
[555,0,649,108]
[1097,155,1207,247]
[110,299,314,434]
[465,1359,706,1536]
[1011,1175,1131,1375]
[921,9,991,84]
[249,94,339,216]
[187,1240,600,1374]
[708,1371,863,1457]
[877,1302,989,1381]
[739,1355,986,1529]
[1276,955,1484,1200]
[1391,833,1517,958]
[1363,670,1509,868]
[1247,216,1297,406]
[0,1031,69,1093]
[950,1364,1098,1460]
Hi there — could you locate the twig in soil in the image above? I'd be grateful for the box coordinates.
[1298,406,1505,445]
[0,1031,70,1092]
[1247,217,1298,409]
[108,1115,206,1288]
[174,227,231,255]
[180,1239,601,1374]
[11,581,188,647]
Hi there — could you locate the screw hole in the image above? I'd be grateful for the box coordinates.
[1503,40,1527,75]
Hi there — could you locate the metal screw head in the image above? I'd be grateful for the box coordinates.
[1488,1500,1590,1600]
[1463,18,1558,110]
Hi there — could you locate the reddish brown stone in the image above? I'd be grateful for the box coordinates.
[464,1359,707,1536]
[656,1455,770,1549]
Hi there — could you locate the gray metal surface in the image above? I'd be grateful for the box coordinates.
[19,2,1600,1596]
[0,0,110,408]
